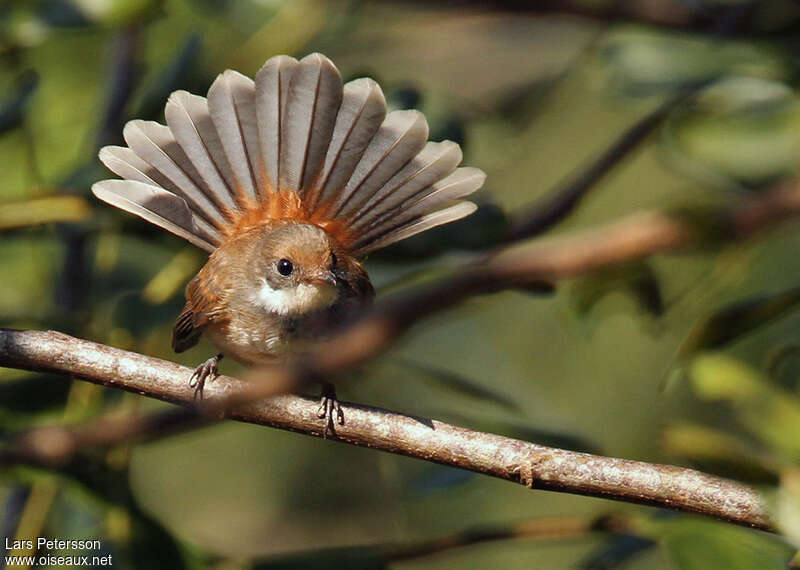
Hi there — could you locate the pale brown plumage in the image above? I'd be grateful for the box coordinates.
[92,53,485,391]
[173,221,372,364]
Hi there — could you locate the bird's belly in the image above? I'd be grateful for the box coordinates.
[204,319,287,366]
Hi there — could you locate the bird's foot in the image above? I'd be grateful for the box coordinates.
[317,382,344,438]
[189,354,223,400]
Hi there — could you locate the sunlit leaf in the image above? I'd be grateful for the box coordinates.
[0,236,60,320]
[141,248,204,305]
[2,8,52,48]
[776,468,800,547]
[689,354,800,461]
[71,0,162,27]
[662,422,777,484]
[0,196,90,230]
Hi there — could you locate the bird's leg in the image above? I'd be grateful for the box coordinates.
[189,353,223,400]
[317,381,344,438]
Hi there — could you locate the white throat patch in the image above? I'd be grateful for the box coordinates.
[253,278,336,315]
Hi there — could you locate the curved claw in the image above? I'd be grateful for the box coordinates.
[189,354,222,400]
[317,383,345,438]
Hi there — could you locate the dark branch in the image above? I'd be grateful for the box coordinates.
[505,91,694,242]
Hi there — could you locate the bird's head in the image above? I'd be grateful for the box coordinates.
[242,223,340,316]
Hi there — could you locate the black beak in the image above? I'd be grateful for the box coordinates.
[309,272,337,288]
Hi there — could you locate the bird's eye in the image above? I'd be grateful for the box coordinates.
[277,259,293,276]
[330,253,337,268]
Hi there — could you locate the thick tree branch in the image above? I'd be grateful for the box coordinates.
[0,329,772,531]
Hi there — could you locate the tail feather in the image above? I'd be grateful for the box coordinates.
[94,53,485,255]
[99,145,179,194]
[280,53,342,193]
[207,70,261,201]
[309,77,386,210]
[352,201,477,256]
[98,146,222,244]
[122,120,228,227]
[165,91,239,211]
[255,55,298,192]
[347,140,462,227]
[357,166,485,239]
[93,180,219,251]
[328,109,428,217]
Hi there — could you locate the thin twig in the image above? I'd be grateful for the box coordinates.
[0,329,772,530]
[505,91,695,242]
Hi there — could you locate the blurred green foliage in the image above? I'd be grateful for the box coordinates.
[3,0,800,568]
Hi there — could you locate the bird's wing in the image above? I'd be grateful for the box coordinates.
[171,261,229,352]
[94,53,484,256]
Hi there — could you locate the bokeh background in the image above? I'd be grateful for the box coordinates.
[3,0,800,568]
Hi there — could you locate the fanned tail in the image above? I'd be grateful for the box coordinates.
[92,53,484,255]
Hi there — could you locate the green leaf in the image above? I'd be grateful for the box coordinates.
[600,29,788,96]
[689,354,800,461]
[639,518,792,570]
[141,248,204,305]
[0,196,90,230]
[571,261,664,318]
[0,71,38,135]
[392,357,522,413]
[764,343,800,384]
[0,235,61,320]
[663,77,800,186]
[71,0,163,27]
[56,459,190,570]
[776,468,800,547]
[661,422,777,484]
[132,35,204,121]
[678,285,800,357]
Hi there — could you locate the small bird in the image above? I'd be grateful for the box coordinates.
[92,53,484,426]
